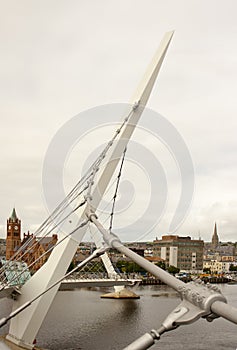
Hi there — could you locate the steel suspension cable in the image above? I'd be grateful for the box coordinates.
[1,104,134,287]
[0,217,89,290]
[0,246,108,329]
[109,147,127,232]
[84,107,134,202]
[0,184,89,280]
[1,175,91,272]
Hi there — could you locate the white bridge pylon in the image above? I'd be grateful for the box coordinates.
[6,31,174,349]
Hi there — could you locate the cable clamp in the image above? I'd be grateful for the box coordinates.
[85,209,98,222]
[132,100,140,111]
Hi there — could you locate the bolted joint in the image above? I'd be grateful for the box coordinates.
[84,194,93,202]
[92,165,99,173]
[150,329,160,340]
[176,280,227,325]
[87,179,94,186]
[132,100,140,111]
[202,290,227,315]
[205,312,220,323]
[162,306,189,330]
[85,210,98,222]
[103,231,122,249]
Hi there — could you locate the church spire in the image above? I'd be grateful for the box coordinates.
[211,222,219,249]
[10,207,18,222]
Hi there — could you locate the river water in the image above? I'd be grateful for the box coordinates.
[0,284,236,350]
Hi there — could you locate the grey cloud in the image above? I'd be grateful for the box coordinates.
[0,1,237,241]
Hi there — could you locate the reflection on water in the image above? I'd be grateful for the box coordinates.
[0,285,236,350]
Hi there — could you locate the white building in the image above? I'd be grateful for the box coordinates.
[203,260,237,273]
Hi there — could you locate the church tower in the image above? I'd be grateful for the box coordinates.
[6,208,21,260]
[211,222,219,250]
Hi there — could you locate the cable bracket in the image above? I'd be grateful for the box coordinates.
[162,280,227,331]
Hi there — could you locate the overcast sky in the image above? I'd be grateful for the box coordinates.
[1,0,237,243]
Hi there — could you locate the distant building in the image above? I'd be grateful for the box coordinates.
[21,232,58,272]
[125,243,146,257]
[211,222,219,249]
[5,208,57,272]
[6,208,21,260]
[153,235,204,272]
[221,255,235,262]
[203,259,237,274]
[0,239,6,257]
[204,222,236,263]
[144,256,165,264]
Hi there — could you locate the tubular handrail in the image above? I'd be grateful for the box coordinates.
[87,209,237,327]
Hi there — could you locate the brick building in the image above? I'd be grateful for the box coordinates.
[5,208,57,272]
[21,232,58,272]
[153,235,204,272]
[6,208,21,260]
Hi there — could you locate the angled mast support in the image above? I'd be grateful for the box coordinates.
[6,31,174,349]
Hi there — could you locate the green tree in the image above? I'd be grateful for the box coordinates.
[116,260,146,274]
[155,261,166,270]
[229,264,237,271]
[116,260,127,273]
[167,265,180,275]
[203,267,211,274]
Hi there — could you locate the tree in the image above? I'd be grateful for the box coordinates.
[155,261,166,270]
[116,260,146,274]
[167,265,180,275]
[203,267,211,274]
[229,264,237,272]
[116,260,127,273]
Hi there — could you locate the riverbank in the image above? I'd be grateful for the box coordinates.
[140,275,231,285]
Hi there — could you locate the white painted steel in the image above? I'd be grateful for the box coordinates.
[59,278,141,290]
[211,300,237,324]
[123,333,155,350]
[89,213,237,331]
[7,31,174,349]
[88,211,185,292]
[89,224,118,278]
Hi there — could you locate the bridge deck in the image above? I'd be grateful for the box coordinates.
[0,278,141,298]
[59,278,141,290]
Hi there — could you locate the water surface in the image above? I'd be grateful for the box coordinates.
[0,284,236,349]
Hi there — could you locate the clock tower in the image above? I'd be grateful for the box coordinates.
[6,208,21,260]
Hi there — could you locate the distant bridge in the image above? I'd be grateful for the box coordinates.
[0,274,141,299]
[60,276,141,290]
